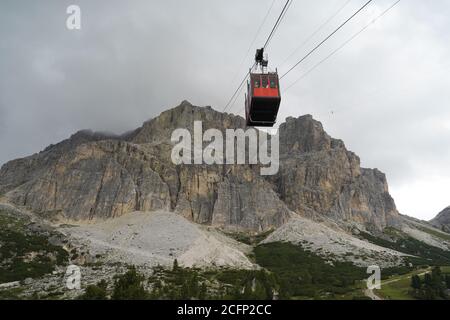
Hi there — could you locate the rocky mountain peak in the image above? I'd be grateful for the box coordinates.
[280,114,345,154]
[131,101,247,144]
[42,129,121,154]
[130,101,347,157]
[0,101,400,232]
[431,206,450,232]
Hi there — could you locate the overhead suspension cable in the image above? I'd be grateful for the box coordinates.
[223,0,292,112]
[264,0,292,49]
[280,0,373,80]
[229,0,277,88]
[222,68,251,113]
[285,0,402,92]
[279,0,352,68]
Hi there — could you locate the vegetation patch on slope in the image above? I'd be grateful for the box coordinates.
[376,266,450,300]
[414,225,450,242]
[253,242,370,299]
[358,229,450,266]
[0,208,68,283]
[79,262,279,300]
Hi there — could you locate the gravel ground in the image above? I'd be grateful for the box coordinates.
[402,226,450,250]
[59,211,255,269]
[262,215,407,268]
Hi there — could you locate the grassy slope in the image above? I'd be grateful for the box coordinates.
[375,268,432,300]
[254,242,371,300]
[0,208,68,283]
[377,276,416,300]
[414,225,450,242]
[358,228,450,266]
[375,267,450,300]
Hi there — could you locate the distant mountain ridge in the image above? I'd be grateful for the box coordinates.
[431,206,450,233]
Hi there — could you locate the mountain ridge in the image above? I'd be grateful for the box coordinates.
[0,101,400,232]
[431,206,450,233]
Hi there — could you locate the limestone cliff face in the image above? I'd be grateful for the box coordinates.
[431,207,450,233]
[1,140,171,220]
[0,101,399,232]
[272,115,400,230]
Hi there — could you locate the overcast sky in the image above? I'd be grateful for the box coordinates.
[1,0,449,220]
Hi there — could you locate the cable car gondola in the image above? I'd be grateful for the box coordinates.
[245,48,281,127]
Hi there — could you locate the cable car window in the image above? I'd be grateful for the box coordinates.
[262,77,269,88]
[254,78,261,88]
[270,78,277,88]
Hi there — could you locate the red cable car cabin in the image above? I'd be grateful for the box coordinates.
[245,71,281,127]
